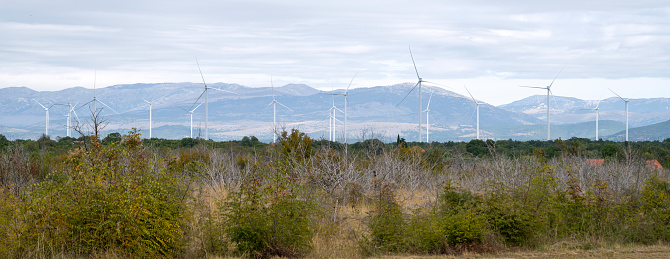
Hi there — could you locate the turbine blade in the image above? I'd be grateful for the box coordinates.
[520,85,547,89]
[277,101,294,112]
[549,89,559,111]
[609,88,625,101]
[78,100,94,110]
[196,57,208,88]
[423,80,452,90]
[408,46,420,79]
[72,109,81,123]
[34,100,47,109]
[271,77,275,97]
[189,90,206,111]
[548,64,567,89]
[426,92,433,108]
[192,102,204,112]
[346,72,357,92]
[464,85,476,103]
[97,99,119,114]
[209,87,238,95]
[396,81,420,107]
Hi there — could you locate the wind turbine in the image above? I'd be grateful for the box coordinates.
[267,78,293,143]
[189,58,236,140]
[464,86,482,140]
[520,65,566,141]
[64,102,80,137]
[592,99,602,140]
[610,88,630,141]
[142,96,164,139]
[180,102,204,139]
[80,71,119,115]
[423,92,433,142]
[143,99,153,138]
[34,100,55,136]
[398,47,444,142]
[334,73,356,144]
[328,94,344,141]
[327,93,344,142]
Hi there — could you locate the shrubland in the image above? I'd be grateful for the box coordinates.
[0,130,669,258]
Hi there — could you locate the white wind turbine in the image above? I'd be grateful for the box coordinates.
[267,78,293,143]
[142,96,165,139]
[189,58,236,140]
[80,71,119,115]
[180,102,204,139]
[423,92,433,143]
[398,47,444,142]
[34,100,55,136]
[327,93,344,142]
[64,102,80,137]
[464,86,483,140]
[610,88,630,142]
[143,99,154,138]
[333,73,356,144]
[520,65,566,141]
[591,99,602,140]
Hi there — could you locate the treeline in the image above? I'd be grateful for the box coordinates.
[3,132,670,167]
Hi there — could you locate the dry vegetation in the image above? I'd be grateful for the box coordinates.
[1,129,670,258]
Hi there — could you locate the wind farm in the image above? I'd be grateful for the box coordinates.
[4,78,662,143]
[2,2,670,258]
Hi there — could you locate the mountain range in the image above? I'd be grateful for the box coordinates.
[0,82,668,142]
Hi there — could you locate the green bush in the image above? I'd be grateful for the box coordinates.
[222,160,316,258]
[367,182,405,253]
[17,131,188,257]
[403,212,444,253]
[640,175,670,241]
[486,201,536,246]
[436,185,487,246]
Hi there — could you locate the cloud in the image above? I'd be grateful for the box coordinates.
[0,0,668,104]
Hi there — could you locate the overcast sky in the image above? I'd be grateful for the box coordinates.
[1,0,668,105]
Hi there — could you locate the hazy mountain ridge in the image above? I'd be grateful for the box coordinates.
[0,83,668,142]
[500,95,670,127]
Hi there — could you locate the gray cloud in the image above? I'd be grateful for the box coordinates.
[0,0,668,104]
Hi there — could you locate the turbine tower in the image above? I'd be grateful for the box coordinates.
[180,102,204,138]
[590,99,602,140]
[464,86,482,140]
[142,96,164,139]
[34,100,54,136]
[521,65,566,141]
[143,99,154,138]
[190,58,236,140]
[610,89,630,141]
[423,92,433,142]
[267,78,293,143]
